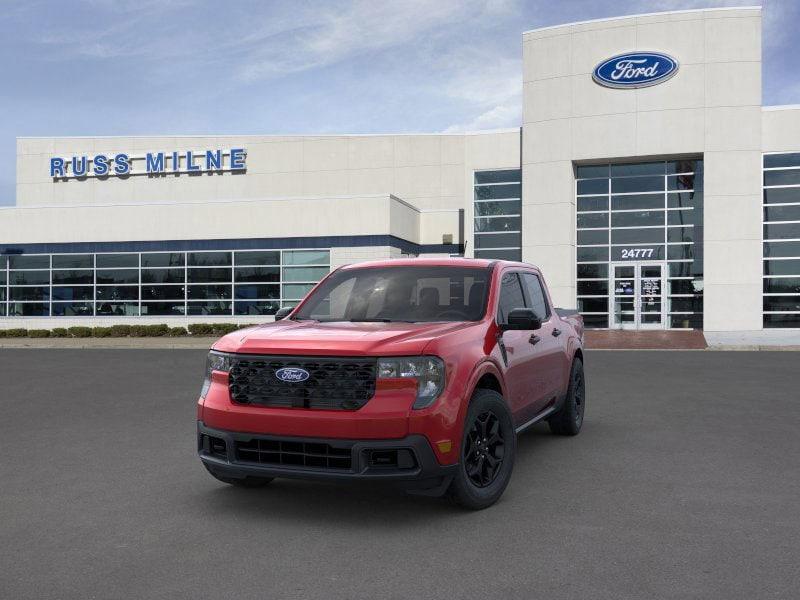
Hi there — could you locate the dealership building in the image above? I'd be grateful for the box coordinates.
[2,6,799,336]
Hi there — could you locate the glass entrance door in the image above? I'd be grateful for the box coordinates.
[610,262,666,329]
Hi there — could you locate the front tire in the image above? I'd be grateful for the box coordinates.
[204,464,274,488]
[548,357,585,436]
[447,389,516,510]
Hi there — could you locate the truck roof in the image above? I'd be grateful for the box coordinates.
[337,257,540,271]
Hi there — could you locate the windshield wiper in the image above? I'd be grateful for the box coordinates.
[347,318,418,323]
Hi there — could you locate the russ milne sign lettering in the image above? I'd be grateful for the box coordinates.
[593,52,679,89]
[49,148,247,179]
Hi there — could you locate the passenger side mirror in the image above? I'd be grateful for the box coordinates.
[274,307,293,321]
[502,307,542,331]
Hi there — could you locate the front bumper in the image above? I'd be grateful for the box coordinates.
[197,422,457,492]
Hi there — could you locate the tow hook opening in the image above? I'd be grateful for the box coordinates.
[368,449,417,470]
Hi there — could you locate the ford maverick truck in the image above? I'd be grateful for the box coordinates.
[197,258,585,509]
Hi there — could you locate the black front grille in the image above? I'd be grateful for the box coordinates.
[228,355,377,410]
[235,438,353,470]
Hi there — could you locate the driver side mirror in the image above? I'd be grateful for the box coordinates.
[501,307,542,331]
[274,307,293,321]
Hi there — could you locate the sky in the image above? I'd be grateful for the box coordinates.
[1,0,798,206]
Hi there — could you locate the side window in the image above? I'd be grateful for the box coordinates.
[522,273,550,319]
[497,272,526,324]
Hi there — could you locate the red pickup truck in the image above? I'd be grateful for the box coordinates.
[197,258,585,509]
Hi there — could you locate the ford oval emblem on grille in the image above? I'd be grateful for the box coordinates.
[275,367,310,383]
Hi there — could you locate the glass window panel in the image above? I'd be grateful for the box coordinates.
[96,302,139,316]
[764,153,800,168]
[763,296,800,312]
[474,200,521,216]
[474,170,520,184]
[764,223,800,240]
[576,164,609,178]
[577,230,608,245]
[764,241,800,258]
[0,304,5,316]
[763,188,800,205]
[611,228,664,244]
[577,297,608,312]
[10,287,49,301]
[234,266,280,283]
[611,162,664,176]
[668,227,694,243]
[763,278,800,294]
[521,273,550,318]
[474,232,520,249]
[474,184,521,200]
[577,264,608,278]
[282,266,329,282]
[9,271,49,285]
[669,314,703,329]
[0,271,5,286]
[577,196,608,212]
[497,273,526,323]
[668,191,702,209]
[764,169,800,187]
[52,286,94,301]
[52,254,93,269]
[52,302,94,316]
[667,174,698,191]
[141,253,185,267]
[141,268,185,284]
[474,249,522,261]
[611,194,664,210]
[9,255,49,269]
[52,270,93,284]
[186,301,232,315]
[142,285,185,300]
[283,283,315,299]
[667,209,697,225]
[96,253,138,268]
[577,281,608,295]
[667,245,694,260]
[283,250,330,265]
[576,179,608,195]
[669,279,703,295]
[669,297,703,312]
[188,252,231,267]
[96,286,139,301]
[764,313,800,328]
[611,176,664,194]
[187,285,232,300]
[187,268,230,283]
[668,262,695,277]
[96,269,138,284]
[611,211,664,227]
[233,251,280,266]
[763,259,800,276]
[764,205,800,222]
[667,160,701,174]
[281,301,300,308]
[140,302,185,316]
[577,213,608,229]
[234,284,280,300]
[8,302,49,316]
[0,289,5,302]
[235,301,280,316]
[582,314,608,328]
[474,216,521,232]
[577,246,609,261]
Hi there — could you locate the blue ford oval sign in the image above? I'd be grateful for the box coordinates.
[593,52,679,89]
[275,367,310,383]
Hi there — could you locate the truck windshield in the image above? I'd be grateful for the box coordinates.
[292,265,491,323]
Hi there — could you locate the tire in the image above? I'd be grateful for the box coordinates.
[447,389,516,510]
[548,357,586,436]
[204,464,274,488]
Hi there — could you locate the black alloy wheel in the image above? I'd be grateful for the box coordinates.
[463,410,506,488]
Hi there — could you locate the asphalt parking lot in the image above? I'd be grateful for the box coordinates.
[1,350,798,599]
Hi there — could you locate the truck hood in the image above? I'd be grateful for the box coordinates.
[213,320,478,356]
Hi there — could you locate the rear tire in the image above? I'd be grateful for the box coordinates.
[447,389,516,510]
[204,464,274,488]
[548,357,585,436]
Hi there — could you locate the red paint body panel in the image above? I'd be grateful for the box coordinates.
[198,259,584,467]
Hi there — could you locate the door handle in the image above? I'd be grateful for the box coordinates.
[552,328,562,337]
[529,334,540,346]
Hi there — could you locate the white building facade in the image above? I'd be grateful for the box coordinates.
[2,6,799,334]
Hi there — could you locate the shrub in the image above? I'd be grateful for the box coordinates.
[109,324,132,337]
[167,327,188,337]
[144,324,169,337]
[91,327,113,338]
[0,330,6,338]
[68,326,92,338]
[211,323,241,336]
[188,323,214,336]
[51,328,69,338]
[5,328,28,338]
[129,325,148,337]
[28,329,51,338]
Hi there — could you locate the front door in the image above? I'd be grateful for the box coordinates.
[610,262,666,329]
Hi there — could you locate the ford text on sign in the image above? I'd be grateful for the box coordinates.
[593,52,679,89]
